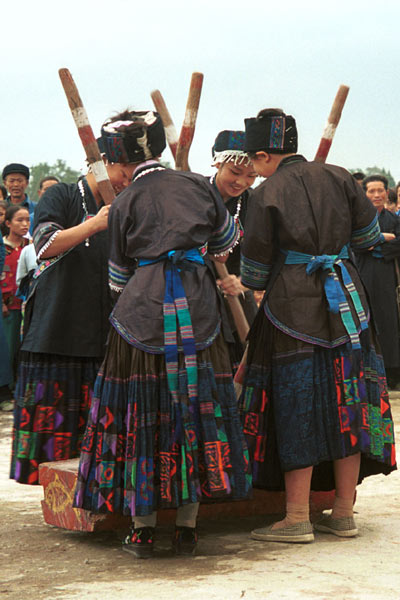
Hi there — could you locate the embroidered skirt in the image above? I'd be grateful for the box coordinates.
[10,352,100,485]
[239,311,397,491]
[73,329,251,516]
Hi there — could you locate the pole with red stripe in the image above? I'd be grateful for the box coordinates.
[58,68,116,205]
[175,72,204,171]
[178,72,249,342]
[314,84,350,163]
[152,73,249,342]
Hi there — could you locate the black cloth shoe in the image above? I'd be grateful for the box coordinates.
[122,526,154,559]
[172,526,198,556]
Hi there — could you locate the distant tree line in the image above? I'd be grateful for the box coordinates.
[349,166,396,188]
[27,160,81,203]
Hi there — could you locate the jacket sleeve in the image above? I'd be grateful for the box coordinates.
[240,184,275,290]
[108,200,136,297]
[207,186,241,256]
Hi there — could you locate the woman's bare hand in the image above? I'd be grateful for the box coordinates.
[90,205,110,233]
[382,232,395,242]
[217,274,245,296]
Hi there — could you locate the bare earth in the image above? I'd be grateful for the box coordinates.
[1,397,400,600]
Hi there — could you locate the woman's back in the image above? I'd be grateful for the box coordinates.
[242,156,378,346]
[109,167,238,352]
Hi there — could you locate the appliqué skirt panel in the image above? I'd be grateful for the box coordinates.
[239,313,396,492]
[10,352,100,485]
[73,329,251,516]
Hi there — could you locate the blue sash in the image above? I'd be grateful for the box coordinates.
[282,245,368,349]
[138,248,205,501]
[138,248,205,405]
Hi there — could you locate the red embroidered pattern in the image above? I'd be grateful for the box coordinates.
[204,441,226,492]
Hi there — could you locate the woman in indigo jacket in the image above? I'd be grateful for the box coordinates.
[10,120,136,485]
[239,109,396,544]
[73,111,251,558]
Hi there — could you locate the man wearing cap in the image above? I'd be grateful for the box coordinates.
[355,174,400,390]
[2,163,36,231]
[238,108,396,544]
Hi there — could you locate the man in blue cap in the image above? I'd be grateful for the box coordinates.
[2,163,36,231]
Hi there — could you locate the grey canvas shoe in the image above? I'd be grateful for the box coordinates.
[314,514,358,537]
[0,400,13,412]
[251,521,314,543]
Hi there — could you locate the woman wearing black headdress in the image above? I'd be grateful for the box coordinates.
[209,130,258,371]
[239,108,396,544]
[73,110,251,558]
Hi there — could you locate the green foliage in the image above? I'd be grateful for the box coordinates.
[349,166,396,188]
[27,160,81,203]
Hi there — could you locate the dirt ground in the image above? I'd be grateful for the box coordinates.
[1,398,400,600]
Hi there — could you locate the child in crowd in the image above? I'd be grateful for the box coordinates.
[1,205,30,392]
[0,226,12,410]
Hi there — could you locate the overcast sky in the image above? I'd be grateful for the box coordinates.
[2,0,399,183]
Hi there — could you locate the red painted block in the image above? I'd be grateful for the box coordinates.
[39,459,334,531]
[39,459,130,532]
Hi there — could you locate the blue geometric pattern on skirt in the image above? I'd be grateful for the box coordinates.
[240,341,395,475]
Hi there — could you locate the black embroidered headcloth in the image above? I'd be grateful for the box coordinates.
[244,109,297,154]
[98,110,166,163]
[211,130,251,166]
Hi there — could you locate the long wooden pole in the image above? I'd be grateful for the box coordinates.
[151,89,179,161]
[175,72,204,171]
[58,68,116,204]
[170,72,249,343]
[314,84,350,163]
[214,262,249,343]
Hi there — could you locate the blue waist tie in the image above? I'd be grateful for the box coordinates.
[282,245,368,349]
[138,248,205,501]
[138,248,205,404]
